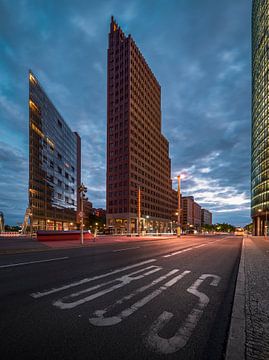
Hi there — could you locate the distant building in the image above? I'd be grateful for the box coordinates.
[201,208,212,226]
[182,196,194,230]
[83,199,93,229]
[106,17,177,233]
[92,208,106,218]
[251,1,269,235]
[193,201,201,229]
[29,71,81,231]
[182,196,203,231]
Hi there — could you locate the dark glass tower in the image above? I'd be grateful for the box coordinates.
[29,71,81,231]
[106,17,177,234]
[251,1,269,235]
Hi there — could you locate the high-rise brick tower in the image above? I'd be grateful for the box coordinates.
[106,17,177,234]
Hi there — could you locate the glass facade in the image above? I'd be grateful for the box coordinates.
[252,1,269,235]
[29,71,81,230]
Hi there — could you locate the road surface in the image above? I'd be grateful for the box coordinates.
[0,235,242,360]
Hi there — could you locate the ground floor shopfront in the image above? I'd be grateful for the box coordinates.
[31,218,77,231]
[106,214,177,234]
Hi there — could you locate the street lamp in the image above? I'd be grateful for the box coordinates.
[78,183,87,245]
[29,211,33,237]
[265,209,268,238]
[177,175,181,237]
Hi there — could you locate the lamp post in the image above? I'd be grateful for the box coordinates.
[137,186,141,236]
[29,211,33,237]
[78,183,87,245]
[177,175,181,237]
[265,209,268,238]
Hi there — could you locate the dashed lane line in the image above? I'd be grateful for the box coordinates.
[113,247,140,252]
[162,239,227,258]
[0,257,69,269]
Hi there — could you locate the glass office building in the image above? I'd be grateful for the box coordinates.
[252,0,269,235]
[29,71,81,230]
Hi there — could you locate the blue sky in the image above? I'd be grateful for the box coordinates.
[0,0,251,226]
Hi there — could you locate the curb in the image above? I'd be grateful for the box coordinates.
[225,237,246,360]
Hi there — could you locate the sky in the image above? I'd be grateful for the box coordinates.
[0,0,252,226]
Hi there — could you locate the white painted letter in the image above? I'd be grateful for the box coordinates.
[145,274,221,354]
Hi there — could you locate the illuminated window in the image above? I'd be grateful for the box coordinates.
[29,73,37,84]
[31,123,44,138]
[29,100,39,112]
[46,137,54,149]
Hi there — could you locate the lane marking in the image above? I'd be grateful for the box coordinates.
[113,247,140,252]
[145,273,221,354]
[163,248,192,258]
[31,258,157,299]
[0,257,69,269]
[53,265,162,310]
[89,270,191,326]
[163,240,218,258]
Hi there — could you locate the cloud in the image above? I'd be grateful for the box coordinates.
[0,94,24,124]
[0,141,28,224]
[71,15,97,39]
[172,154,250,218]
[0,0,252,226]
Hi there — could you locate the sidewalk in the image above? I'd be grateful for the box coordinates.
[0,234,177,254]
[0,236,49,254]
[226,236,269,360]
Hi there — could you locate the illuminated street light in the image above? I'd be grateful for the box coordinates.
[177,175,181,237]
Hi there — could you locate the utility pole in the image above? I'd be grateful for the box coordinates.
[137,186,141,236]
[177,175,181,237]
[78,183,87,245]
[264,208,268,238]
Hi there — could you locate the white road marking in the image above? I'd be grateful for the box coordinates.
[31,258,156,299]
[113,247,140,252]
[145,273,221,354]
[163,241,216,258]
[0,257,69,269]
[89,270,191,326]
[53,265,162,310]
[163,247,192,258]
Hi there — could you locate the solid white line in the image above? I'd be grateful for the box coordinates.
[31,258,156,298]
[113,247,140,252]
[0,257,69,269]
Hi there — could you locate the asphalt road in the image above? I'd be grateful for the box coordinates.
[0,235,242,360]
